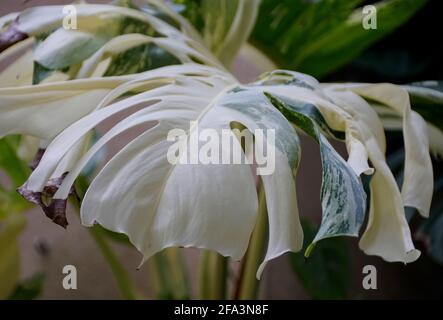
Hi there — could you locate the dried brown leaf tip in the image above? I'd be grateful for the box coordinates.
[29,148,46,171]
[17,173,78,229]
[0,20,28,53]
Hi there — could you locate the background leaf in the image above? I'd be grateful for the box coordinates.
[0,136,30,186]
[104,43,181,77]
[289,219,351,299]
[174,0,260,66]
[8,273,46,300]
[0,136,31,217]
[0,213,26,299]
[404,81,443,132]
[251,0,427,78]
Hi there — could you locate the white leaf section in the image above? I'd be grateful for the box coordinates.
[17,64,303,277]
[324,88,420,263]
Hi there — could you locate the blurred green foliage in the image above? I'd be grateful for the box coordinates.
[289,220,351,299]
[8,273,46,300]
[0,213,26,299]
[251,0,427,78]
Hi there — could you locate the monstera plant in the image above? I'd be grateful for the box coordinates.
[0,0,440,299]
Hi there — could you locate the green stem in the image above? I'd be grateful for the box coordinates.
[72,176,140,300]
[209,252,228,299]
[149,249,190,299]
[164,248,190,299]
[198,250,211,299]
[88,225,141,300]
[237,182,268,300]
[198,251,228,299]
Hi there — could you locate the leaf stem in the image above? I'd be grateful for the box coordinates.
[237,181,268,300]
[72,176,141,300]
[88,225,141,300]
[239,43,278,73]
[198,251,228,299]
[149,248,190,299]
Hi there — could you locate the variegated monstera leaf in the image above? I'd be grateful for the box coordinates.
[0,1,435,277]
[0,0,229,226]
